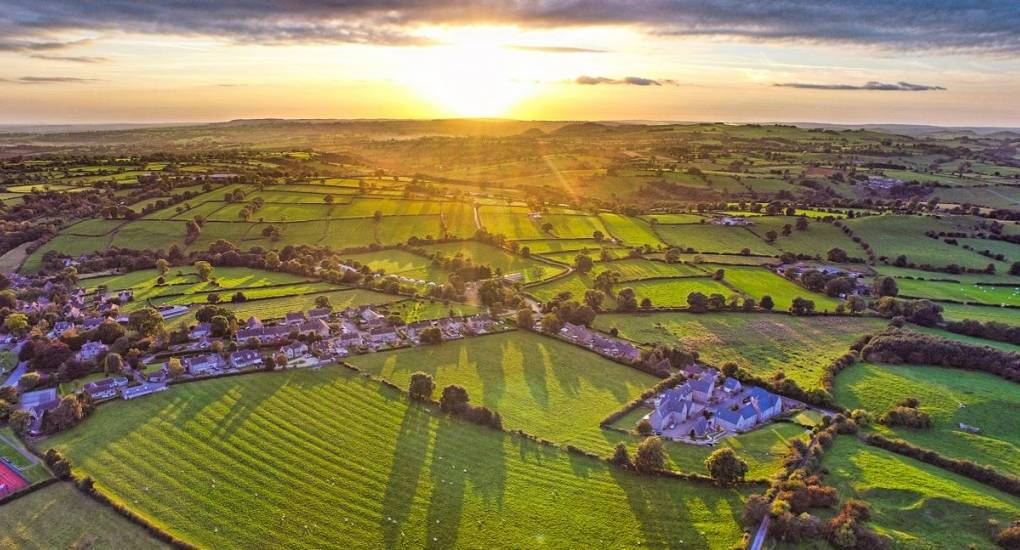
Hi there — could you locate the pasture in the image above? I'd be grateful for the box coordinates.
[845,215,998,269]
[823,438,1020,549]
[624,278,735,308]
[590,258,706,281]
[746,217,861,258]
[834,362,1020,474]
[655,224,779,256]
[45,367,751,549]
[721,266,843,311]
[595,312,886,389]
[597,213,666,247]
[895,278,1020,306]
[938,302,1020,324]
[422,241,565,282]
[0,483,168,549]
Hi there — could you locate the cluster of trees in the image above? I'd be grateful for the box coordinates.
[859,328,1020,383]
[879,397,932,429]
[539,293,597,332]
[638,344,698,377]
[826,500,888,549]
[439,383,502,429]
[611,435,670,474]
[687,291,767,313]
[873,297,943,326]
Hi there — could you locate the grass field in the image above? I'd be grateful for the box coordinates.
[721,266,843,312]
[0,483,168,549]
[939,302,1020,324]
[834,362,1020,474]
[590,258,706,281]
[82,267,308,293]
[595,312,886,390]
[45,367,751,549]
[342,249,449,282]
[422,241,565,283]
[895,278,1020,306]
[0,428,49,484]
[655,224,779,256]
[845,215,998,269]
[909,325,1020,354]
[624,278,736,308]
[641,213,705,224]
[478,206,546,239]
[823,437,1020,549]
[346,331,657,450]
[597,213,666,247]
[746,217,861,258]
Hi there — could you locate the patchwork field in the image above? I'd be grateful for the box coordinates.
[846,215,998,269]
[422,241,565,282]
[624,277,736,308]
[597,213,666,247]
[746,217,861,258]
[45,367,752,549]
[0,483,168,550]
[721,266,843,312]
[590,258,706,281]
[834,362,1020,474]
[595,312,886,389]
[939,302,1020,325]
[823,438,1020,549]
[895,278,1020,306]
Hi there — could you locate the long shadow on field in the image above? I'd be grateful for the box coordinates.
[380,403,432,549]
[610,467,740,548]
[471,343,507,411]
[515,339,551,409]
[424,417,506,549]
[212,371,288,438]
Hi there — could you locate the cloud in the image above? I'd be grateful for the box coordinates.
[1,2,1019,54]
[575,75,676,86]
[0,38,92,52]
[506,44,607,53]
[14,76,100,84]
[29,54,108,63]
[774,81,946,91]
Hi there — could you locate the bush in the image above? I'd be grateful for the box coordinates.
[996,522,1020,549]
[704,448,749,484]
[634,436,666,474]
[609,443,633,469]
[408,372,435,401]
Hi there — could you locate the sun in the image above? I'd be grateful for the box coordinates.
[402,33,540,117]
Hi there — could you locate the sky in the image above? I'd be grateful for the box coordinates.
[1,1,1019,126]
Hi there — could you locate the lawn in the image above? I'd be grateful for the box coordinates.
[44,367,751,549]
[655,224,780,256]
[594,312,886,390]
[834,362,1020,474]
[823,437,1020,549]
[346,331,658,451]
[0,482,168,549]
[721,266,843,312]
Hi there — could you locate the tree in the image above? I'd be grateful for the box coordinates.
[705,448,749,484]
[210,315,232,337]
[440,384,470,414]
[795,217,809,231]
[0,290,15,310]
[636,418,653,436]
[664,248,682,263]
[373,210,383,223]
[609,443,633,468]
[18,372,40,391]
[872,276,898,297]
[167,357,185,379]
[194,260,213,281]
[516,308,535,329]
[323,194,335,205]
[584,289,605,310]
[712,268,725,281]
[4,313,29,335]
[640,297,653,310]
[102,352,123,375]
[156,258,170,275]
[687,292,709,313]
[760,295,775,310]
[592,230,604,242]
[540,314,564,334]
[847,295,867,313]
[826,247,848,263]
[1010,261,1020,276]
[9,409,33,436]
[765,230,778,243]
[790,297,815,316]
[314,295,332,310]
[419,327,443,345]
[408,372,436,401]
[95,320,125,344]
[616,288,638,312]
[128,308,165,337]
[634,436,666,474]
[573,254,594,274]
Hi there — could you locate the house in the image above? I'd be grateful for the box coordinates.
[78,341,108,362]
[282,342,309,360]
[285,312,306,325]
[118,290,134,302]
[82,376,129,400]
[722,377,742,394]
[711,216,751,226]
[182,354,226,375]
[403,320,433,341]
[81,317,107,331]
[360,308,384,324]
[189,323,212,340]
[591,334,640,362]
[648,385,694,433]
[688,374,717,403]
[310,340,335,357]
[715,403,758,432]
[307,308,331,321]
[368,325,399,344]
[560,322,594,346]
[438,318,464,339]
[298,319,330,338]
[19,388,60,436]
[157,305,188,319]
[122,382,168,400]
[337,332,362,348]
[690,416,714,438]
[465,314,496,334]
[229,350,263,369]
[245,316,263,329]
[747,387,783,423]
[236,325,291,345]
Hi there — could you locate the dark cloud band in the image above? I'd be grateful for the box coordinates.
[774,81,946,91]
[575,75,676,86]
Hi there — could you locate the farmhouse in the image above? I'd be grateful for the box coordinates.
[82,376,129,400]
[590,334,641,363]
[229,350,263,369]
[189,322,212,340]
[285,312,306,325]
[560,322,594,346]
[236,325,291,345]
[157,305,189,319]
[282,342,309,360]
[18,388,60,435]
[722,377,742,394]
[298,319,330,338]
[711,216,752,226]
[688,375,716,403]
[78,341,108,362]
[183,354,226,375]
[307,308,331,321]
[368,325,399,345]
[122,382,168,400]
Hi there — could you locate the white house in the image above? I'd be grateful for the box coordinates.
[282,342,309,360]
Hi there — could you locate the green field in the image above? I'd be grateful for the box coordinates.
[595,312,886,389]
[346,331,657,450]
[835,362,1020,474]
[721,266,843,312]
[597,213,666,247]
[590,258,706,281]
[746,217,861,258]
[823,437,1020,549]
[624,278,736,308]
[846,215,998,269]
[641,213,705,225]
[478,206,546,239]
[342,249,449,282]
[896,278,1020,306]
[0,482,168,549]
[45,367,751,549]
[655,224,779,256]
[939,302,1020,324]
[422,241,565,283]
